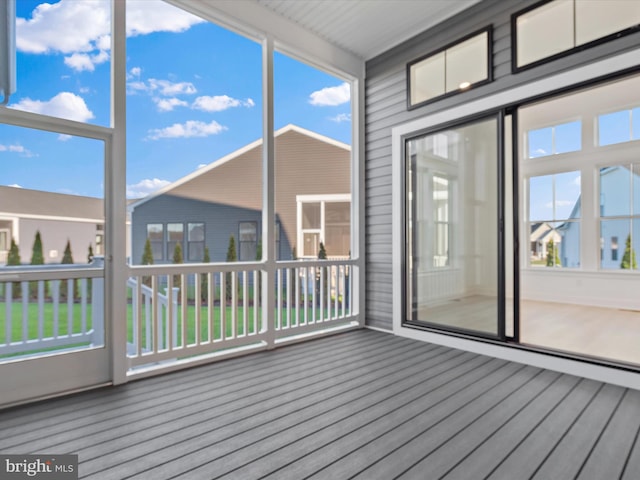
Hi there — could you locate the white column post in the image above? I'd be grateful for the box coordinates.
[109,0,128,384]
[262,35,276,348]
[351,69,366,327]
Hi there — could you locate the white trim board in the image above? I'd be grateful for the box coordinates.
[392,46,640,388]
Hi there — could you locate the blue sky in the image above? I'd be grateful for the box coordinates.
[1,0,352,199]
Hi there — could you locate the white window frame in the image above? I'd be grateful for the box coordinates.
[296,194,351,258]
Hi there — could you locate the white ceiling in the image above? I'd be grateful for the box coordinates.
[256,0,482,60]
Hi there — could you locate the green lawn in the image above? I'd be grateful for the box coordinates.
[0,298,350,359]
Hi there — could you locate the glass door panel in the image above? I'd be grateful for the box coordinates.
[406,117,500,336]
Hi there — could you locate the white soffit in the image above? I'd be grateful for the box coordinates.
[170,0,481,78]
[256,0,483,61]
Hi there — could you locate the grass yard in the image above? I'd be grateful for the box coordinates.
[0,298,349,359]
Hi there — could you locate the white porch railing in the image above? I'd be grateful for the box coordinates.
[126,259,357,371]
[0,257,357,371]
[0,258,104,359]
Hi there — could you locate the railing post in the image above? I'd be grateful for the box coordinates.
[91,256,105,347]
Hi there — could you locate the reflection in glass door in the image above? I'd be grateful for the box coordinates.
[405,117,501,337]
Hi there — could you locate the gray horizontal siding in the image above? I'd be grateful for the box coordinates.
[364,0,640,330]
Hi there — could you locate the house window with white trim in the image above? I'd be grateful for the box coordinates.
[166,223,184,260]
[297,195,351,258]
[239,222,257,261]
[147,224,163,261]
[187,222,205,262]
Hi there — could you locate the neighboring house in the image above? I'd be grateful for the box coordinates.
[0,186,104,265]
[561,166,639,269]
[530,222,562,261]
[129,124,351,265]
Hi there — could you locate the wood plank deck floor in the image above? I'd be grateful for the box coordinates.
[2,329,640,479]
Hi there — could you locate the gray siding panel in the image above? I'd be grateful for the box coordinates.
[364,0,640,330]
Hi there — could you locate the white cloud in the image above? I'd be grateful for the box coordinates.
[147,120,227,140]
[58,134,72,142]
[126,178,171,198]
[7,184,23,188]
[126,0,205,37]
[309,82,350,106]
[17,0,204,70]
[129,67,142,78]
[64,50,109,72]
[197,163,208,169]
[0,144,36,157]
[192,95,255,112]
[10,92,94,122]
[16,0,111,54]
[329,113,351,123]
[153,97,189,112]
[129,78,197,96]
[148,79,197,96]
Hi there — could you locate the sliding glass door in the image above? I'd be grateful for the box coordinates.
[405,116,504,338]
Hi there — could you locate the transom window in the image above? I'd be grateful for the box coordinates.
[598,107,640,146]
[514,0,640,71]
[527,121,581,158]
[408,28,491,109]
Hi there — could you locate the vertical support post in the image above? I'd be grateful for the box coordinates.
[109,0,128,384]
[262,35,276,348]
[351,70,366,327]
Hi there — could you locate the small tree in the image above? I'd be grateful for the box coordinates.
[60,240,78,301]
[201,245,211,302]
[172,242,183,288]
[30,231,46,298]
[255,239,262,261]
[7,237,21,296]
[30,231,44,265]
[225,235,237,301]
[621,233,638,270]
[87,244,94,263]
[316,242,329,306]
[141,237,154,286]
[546,238,561,267]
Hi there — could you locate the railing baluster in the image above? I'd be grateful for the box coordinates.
[295,267,300,327]
[286,268,292,330]
[242,270,249,337]
[230,272,237,340]
[52,280,60,339]
[21,282,28,343]
[152,276,160,354]
[220,272,226,342]
[80,278,87,334]
[207,272,214,343]
[195,273,202,346]
[5,283,12,346]
[37,281,44,341]
[253,270,259,335]
[181,274,187,348]
[167,275,174,352]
